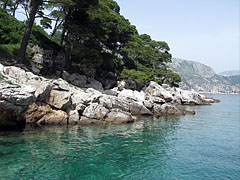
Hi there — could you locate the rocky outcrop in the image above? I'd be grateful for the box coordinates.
[0,63,217,129]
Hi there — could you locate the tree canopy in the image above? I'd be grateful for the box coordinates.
[0,0,181,87]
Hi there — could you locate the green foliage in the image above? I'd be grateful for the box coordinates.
[120,68,153,83]
[0,44,20,59]
[30,25,62,51]
[155,68,182,86]
[0,0,182,87]
[0,72,5,79]
[0,8,62,60]
[0,9,25,44]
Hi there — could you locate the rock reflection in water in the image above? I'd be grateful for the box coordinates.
[0,116,180,179]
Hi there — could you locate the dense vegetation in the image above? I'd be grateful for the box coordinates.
[0,0,181,87]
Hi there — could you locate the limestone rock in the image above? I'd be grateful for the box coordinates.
[25,102,52,124]
[130,102,152,115]
[101,79,117,90]
[105,110,133,124]
[154,104,183,115]
[68,109,80,125]
[103,89,118,96]
[39,85,72,110]
[146,81,173,102]
[68,73,87,88]
[37,110,68,125]
[84,77,104,91]
[79,116,105,125]
[0,100,25,129]
[82,103,109,120]
[118,89,145,102]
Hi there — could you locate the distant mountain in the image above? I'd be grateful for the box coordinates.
[219,70,240,77]
[168,58,240,93]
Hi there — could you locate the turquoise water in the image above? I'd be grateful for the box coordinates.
[0,94,239,180]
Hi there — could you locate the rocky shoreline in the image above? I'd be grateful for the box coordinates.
[0,63,219,130]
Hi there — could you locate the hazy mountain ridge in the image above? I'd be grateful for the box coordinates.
[168,58,240,93]
[219,70,240,77]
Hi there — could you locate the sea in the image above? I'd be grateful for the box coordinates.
[0,94,239,180]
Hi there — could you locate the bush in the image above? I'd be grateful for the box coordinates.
[0,9,25,45]
[0,44,20,59]
[0,9,62,52]
[120,68,153,82]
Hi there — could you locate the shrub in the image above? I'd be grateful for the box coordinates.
[0,44,20,59]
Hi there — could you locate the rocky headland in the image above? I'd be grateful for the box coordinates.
[0,63,218,130]
[168,58,240,94]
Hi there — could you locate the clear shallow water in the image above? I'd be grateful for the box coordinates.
[0,94,239,180]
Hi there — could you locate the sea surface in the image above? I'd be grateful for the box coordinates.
[0,94,239,180]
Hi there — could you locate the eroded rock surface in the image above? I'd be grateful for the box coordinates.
[0,63,217,129]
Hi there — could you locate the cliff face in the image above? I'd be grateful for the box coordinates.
[168,58,240,93]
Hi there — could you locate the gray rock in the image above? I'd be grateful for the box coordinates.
[79,116,104,125]
[130,102,152,115]
[37,110,68,125]
[61,70,71,80]
[68,109,80,125]
[103,89,118,96]
[101,79,117,90]
[153,104,183,115]
[145,81,173,102]
[39,85,72,110]
[84,77,104,91]
[118,89,145,102]
[68,73,87,88]
[82,103,109,120]
[105,109,133,123]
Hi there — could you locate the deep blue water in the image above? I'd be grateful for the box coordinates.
[0,94,239,180]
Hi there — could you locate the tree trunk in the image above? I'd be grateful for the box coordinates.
[3,0,9,9]
[16,0,41,64]
[51,18,60,37]
[12,2,19,17]
[64,33,72,69]
[60,27,66,46]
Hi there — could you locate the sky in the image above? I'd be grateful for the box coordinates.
[115,0,240,73]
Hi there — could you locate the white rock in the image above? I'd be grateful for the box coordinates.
[145,81,173,102]
[82,103,109,120]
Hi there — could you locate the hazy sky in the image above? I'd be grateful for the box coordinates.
[115,0,239,73]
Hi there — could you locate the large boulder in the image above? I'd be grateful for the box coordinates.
[153,104,183,115]
[25,102,52,124]
[145,81,173,102]
[173,88,210,105]
[0,73,36,129]
[130,102,152,115]
[99,95,130,112]
[105,109,133,124]
[67,73,87,88]
[67,109,80,125]
[0,100,25,129]
[72,88,102,106]
[38,85,72,110]
[82,103,109,120]
[84,77,104,91]
[79,116,105,125]
[37,110,68,125]
[101,79,117,90]
[3,66,28,84]
[118,89,145,102]
[25,102,68,125]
